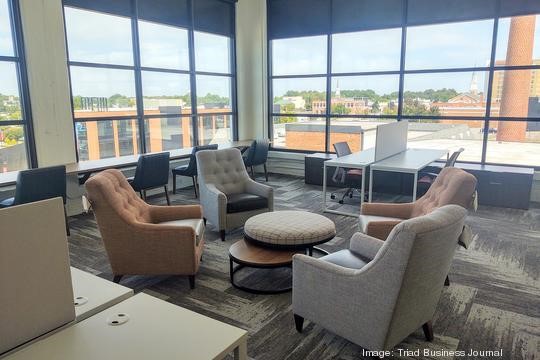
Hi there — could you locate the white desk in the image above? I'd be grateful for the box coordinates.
[323,148,376,216]
[369,148,448,202]
[71,267,133,322]
[5,293,248,360]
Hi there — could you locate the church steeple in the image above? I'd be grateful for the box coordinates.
[470,71,479,95]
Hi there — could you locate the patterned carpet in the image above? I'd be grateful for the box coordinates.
[68,173,540,360]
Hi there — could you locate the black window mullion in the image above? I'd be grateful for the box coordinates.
[130,0,146,154]
[325,33,332,153]
[397,0,408,120]
[481,2,501,164]
[10,0,37,168]
[188,0,199,146]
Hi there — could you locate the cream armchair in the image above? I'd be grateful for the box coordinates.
[293,205,467,351]
[85,169,205,289]
[196,148,273,241]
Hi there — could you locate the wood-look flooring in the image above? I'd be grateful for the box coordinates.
[68,173,540,360]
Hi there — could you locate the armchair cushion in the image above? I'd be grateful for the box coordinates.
[320,250,370,269]
[158,218,204,245]
[172,164,189,175]
[359,214,403,234]
[226,193,268,214]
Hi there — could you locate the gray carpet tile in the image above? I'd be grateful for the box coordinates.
[67,173,540,359]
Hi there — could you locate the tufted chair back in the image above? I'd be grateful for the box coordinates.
[86,169,152,227]
[196,148,249,195]
[411,167,476,218]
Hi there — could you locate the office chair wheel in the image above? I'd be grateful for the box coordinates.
[349,193,353,198]
[338,200,344,204]
[330,194,336,199]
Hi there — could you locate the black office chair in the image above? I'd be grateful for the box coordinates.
[0,165,70,235]
[243,139,270,181]
[417,147,465,197]
[127,152,171,205]
[172,144,218,197]
[330,142,363,204]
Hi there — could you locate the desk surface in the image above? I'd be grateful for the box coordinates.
[325,148,376,167]
[0,140,252,187]
[371,148,448,172]
[71,267,133,322]
[5,293,248,360]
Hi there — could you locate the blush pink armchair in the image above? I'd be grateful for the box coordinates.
[85,169,205,289]
[360,167,477,241]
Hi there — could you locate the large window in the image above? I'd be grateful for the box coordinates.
[268,0,540,168]
[64,0,236,161]
[0,0,33,172]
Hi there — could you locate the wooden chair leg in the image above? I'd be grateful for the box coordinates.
[294,314,304,333]
[203,218,207,226]
[164,185,171,206]
[173,174,177,194]
[192,176,198,198]
[188,275,195,289]
[251,166,254,178]
[220,230,226,241]
[422,321,434,342]
[263,163,268,182]
[444,275,450,286]
[142,190,147,201]
[139,191,144,199]
[113,275,123,283]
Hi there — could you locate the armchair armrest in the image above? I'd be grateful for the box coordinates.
[200,183,227,229]
[361,202,413,219]
[364,220,403,241]
[349,232,385,260]
[245,179,274,210]
[149,204,202,223]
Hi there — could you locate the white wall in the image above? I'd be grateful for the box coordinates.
[19,0,75,167]
[235,0,267,140]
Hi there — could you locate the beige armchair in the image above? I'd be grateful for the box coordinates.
[85,169,205,289]
[293,205,468,350]
[360,167,477,240]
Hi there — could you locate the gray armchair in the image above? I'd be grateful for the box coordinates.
[292,205,467,351]
[196,148,274,241]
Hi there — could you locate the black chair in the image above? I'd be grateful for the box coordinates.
[243,139,270,181]
[417,148,465,197]
[0,165,70,235]
[172,144,218,197]
[127,152,171,205]
[330,142,363,204]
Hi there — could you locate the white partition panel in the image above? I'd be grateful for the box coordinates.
[0,198,75,355]
[374,120,408,161]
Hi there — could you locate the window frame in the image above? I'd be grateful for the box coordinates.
[267,2,540,169]
[0,0,36,169]
[63,0,238,162]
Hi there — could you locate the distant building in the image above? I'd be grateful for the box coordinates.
[282,96,305,110]
[491,59,540,101]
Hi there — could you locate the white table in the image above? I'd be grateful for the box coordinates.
[5,293,248,360]
[71,267,133,322]
[369,148,449,202]
[322,148,376,216]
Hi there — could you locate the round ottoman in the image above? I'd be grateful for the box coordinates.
[244,210,336,249]
[229,211,336,294]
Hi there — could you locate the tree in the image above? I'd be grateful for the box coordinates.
[371,100,380,113]
[331,103,351,115]
[1,126,24,145]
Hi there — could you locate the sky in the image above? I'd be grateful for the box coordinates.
[62,7,231,99]
[272,16,540,97]
[1,6,539,99]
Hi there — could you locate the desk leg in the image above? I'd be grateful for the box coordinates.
[360,166,366,207]
[322,162,328,211]
[368,168,374,203]
[412,171,418,202]
[234,340,248,360]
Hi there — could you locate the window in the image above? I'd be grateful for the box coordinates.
[0,0,33,172]
[268,0,540,168]
[64,0,236,161]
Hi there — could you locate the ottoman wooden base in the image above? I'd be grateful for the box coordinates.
[229,240,303,294]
